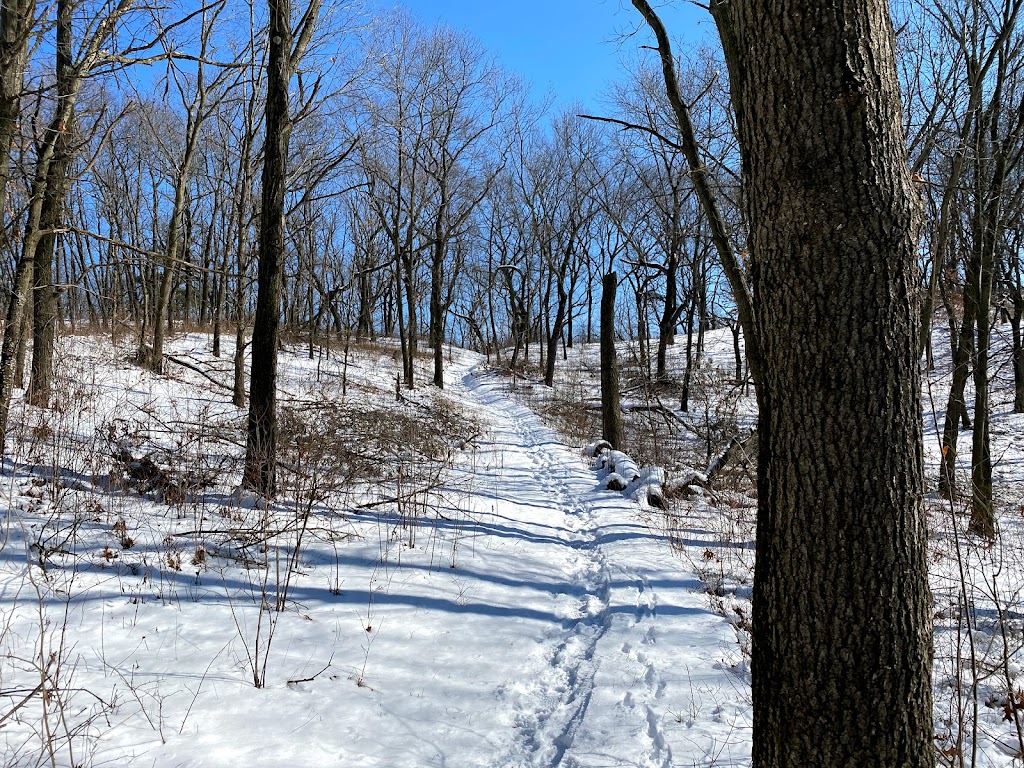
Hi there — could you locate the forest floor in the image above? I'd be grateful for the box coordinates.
[0,326,1022,767]
[0,332,748,767]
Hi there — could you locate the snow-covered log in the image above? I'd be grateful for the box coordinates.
[607,450,639,482]
[589,443,668,510]
[604,473,628,491]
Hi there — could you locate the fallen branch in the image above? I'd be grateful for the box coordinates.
[584,401,688,429]
[353,484,444,511]
[164,354,233,392]
[0,683,44,726]
[287,657,334,686]
[705,427,758,484]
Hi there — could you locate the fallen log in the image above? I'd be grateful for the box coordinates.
[705,427,758,484]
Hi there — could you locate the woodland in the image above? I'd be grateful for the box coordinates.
[1,0,1024,766]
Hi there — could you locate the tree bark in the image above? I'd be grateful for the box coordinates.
[243,0,295,496]
[706,1,933,765]
[600,272,624,449]
[1013,289,1024,413]
[430,199,447,388]
[0,0,36,222]
[28,138,72,408]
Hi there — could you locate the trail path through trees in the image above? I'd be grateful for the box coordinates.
[444,358,748,767]
[0,344,751,767]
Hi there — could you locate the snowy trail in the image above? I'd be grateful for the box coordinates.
[3,344,749,768]
[448,359,750,768]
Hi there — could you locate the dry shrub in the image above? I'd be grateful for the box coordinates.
[276,392,480,494]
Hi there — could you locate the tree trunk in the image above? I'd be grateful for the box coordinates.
[680,290,696,412]
[2,0,71,435]
[731,322,742,383]
[600,272,624,449]
[585,277,593,345]
[430,210,446,388]
[13,281,31,391]
[395,255,411,385]
[1013,297,1024,413]
[634,279,647,376]
[233,320,246,409]
[151,260,176,371]
[655,250,679,381]
[401,247,417,388]
[28,137,71,408]
[708,1,934,765]
[242,0,294,497]
[0,237,38,444]
[0,0,36,221]
[357,270,373,340]
[967,128,1010,538]
[212,272,225,357]
[543,277,568,388]
[939,290,975,498]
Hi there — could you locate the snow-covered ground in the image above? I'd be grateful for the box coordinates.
[4,324,1024,768]
[0,334,749,767]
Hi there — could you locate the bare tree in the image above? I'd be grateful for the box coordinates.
[242,0,323,496]
[0,0,143,451]
[0,0,36,223]
[417,30,516,388]
[357,13,435,388]
[146,2,241,372]
[517,113,602,388]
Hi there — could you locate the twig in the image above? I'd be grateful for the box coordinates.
[287,656,334,686]
[353,484,444,511]
[0,683,44,726]
[179,641,231,734]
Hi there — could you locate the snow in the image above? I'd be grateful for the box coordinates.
[5,322,1023,767]
[0,335,750,767]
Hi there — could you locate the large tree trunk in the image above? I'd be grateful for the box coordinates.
[709,1,933,765]
[242,0,294,496]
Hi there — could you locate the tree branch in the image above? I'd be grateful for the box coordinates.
[630,0,763,384]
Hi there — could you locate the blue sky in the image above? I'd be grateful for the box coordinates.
[393,0,710,110]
